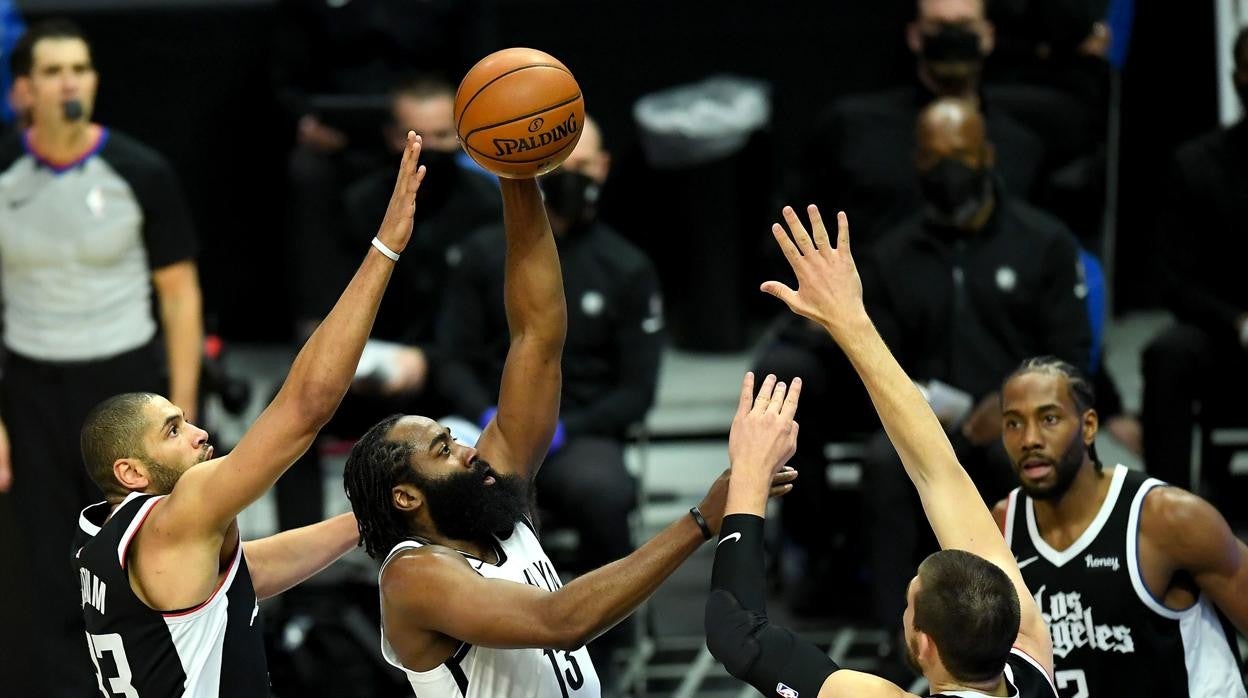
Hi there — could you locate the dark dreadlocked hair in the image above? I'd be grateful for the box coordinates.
[1003,356,1102,472]
[343,414,420,559]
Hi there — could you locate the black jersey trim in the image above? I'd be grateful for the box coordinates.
[446,641,472,695]
[383,535,508,570]
[78,502,107,536]
[1025,465,1127,568]
[1009,646,1058,695]
[117,495,165,569]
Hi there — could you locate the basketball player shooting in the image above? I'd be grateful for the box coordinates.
[71,133,426,696]
[705,206,1059,698]
[342,170,797,698]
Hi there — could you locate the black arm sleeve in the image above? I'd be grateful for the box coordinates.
[706,514,839,696]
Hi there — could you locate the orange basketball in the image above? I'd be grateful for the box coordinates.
[455,48,585,179]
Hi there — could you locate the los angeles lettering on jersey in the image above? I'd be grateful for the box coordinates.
[1035,585,1134,658]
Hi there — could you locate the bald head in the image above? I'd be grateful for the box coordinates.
[916,98,992,170]
[917,0,985,22]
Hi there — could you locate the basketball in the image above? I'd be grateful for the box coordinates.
[455,48,585,179]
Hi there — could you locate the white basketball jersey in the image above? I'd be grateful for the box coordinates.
[379,518,601,698]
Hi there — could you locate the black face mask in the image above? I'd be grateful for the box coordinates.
[918,158,991,228]
[413,147,460,202]
[540,169,601,227]
[411,457,529,544]
[919,24,984,95]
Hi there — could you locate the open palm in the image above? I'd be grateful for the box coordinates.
[761,206,865,335]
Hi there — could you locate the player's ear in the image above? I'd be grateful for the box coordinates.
[1082,408,1099,446]
[916,630,937,667]
[113,458,148,492]
[392,483,424,513]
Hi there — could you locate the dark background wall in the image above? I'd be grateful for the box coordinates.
[16,0,1226,337]
[14,1,1225,339]
[15,0,916,342]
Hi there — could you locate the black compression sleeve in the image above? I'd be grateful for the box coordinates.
[710,513,768,610]
[706,514,839,697]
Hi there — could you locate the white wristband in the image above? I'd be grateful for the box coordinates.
[371,237,400,262]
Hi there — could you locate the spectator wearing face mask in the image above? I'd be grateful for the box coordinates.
[273,74,502,531]
[791,0,1045,244]
[853,98,1091,680]
[755,0,1048,617]
[435,115,664,682]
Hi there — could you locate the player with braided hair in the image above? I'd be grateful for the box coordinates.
[995,356,1248,697]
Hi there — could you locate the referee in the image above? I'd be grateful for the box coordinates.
[0,19,201,697]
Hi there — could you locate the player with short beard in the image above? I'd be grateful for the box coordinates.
[70,131,429,697]
[994,356,1248,697]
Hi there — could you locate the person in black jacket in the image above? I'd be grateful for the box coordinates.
[1140,28,1248,500]
[794,0,1045,244]
[858,98,1089,676]
[759,0,1047,611]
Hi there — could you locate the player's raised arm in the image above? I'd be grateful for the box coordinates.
[165,133,426,534]
[474,178,566,483]
[761,205,1052,671]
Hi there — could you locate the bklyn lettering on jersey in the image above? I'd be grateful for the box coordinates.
[1035,585,1135,658]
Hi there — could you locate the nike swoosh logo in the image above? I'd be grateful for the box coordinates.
[718,532,742,547]
[1017,555,1040,570]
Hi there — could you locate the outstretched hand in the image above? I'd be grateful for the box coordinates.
[375,132,427,256]
[761,206,866,338]
[728,372,801,477]
[719,372,802,518]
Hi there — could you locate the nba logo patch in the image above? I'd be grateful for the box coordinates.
[775,683,799,698]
